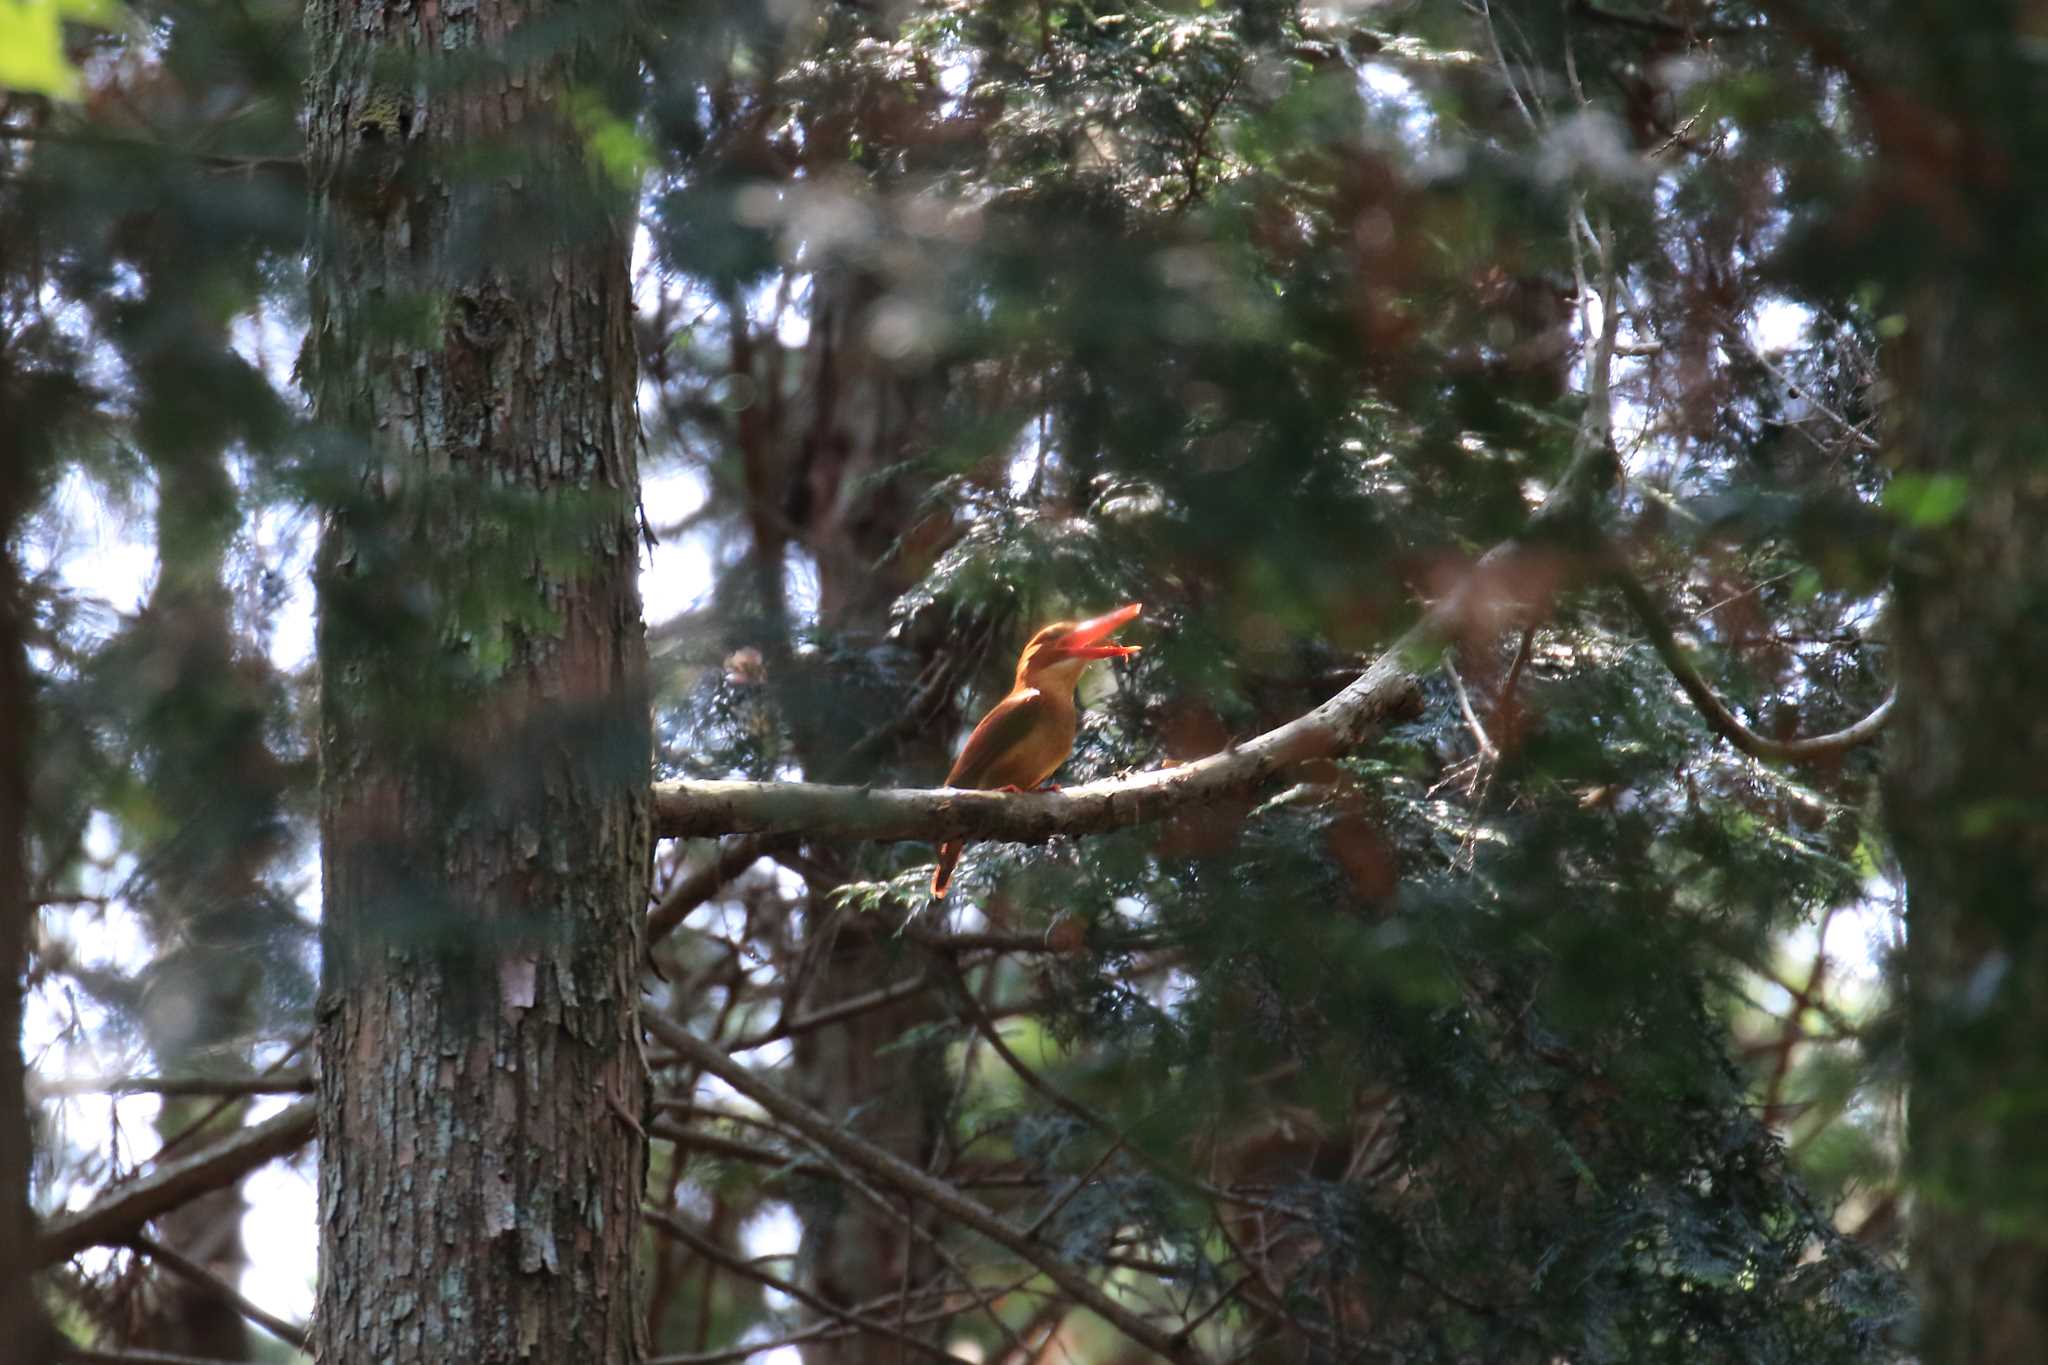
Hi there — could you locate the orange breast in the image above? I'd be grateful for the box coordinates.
[945,687,1080,792]
[983,707,1076,790]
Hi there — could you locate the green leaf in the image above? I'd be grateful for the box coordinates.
[1883,473,1969,528]
[565,88,653,191]
[0,0,119,100]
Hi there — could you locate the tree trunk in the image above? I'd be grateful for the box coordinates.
[0,350,56,1365]
[131,442,263,1363]
[1890,276,2048,1363]
[1868,14,2048,1363]
[302,6,650,1363]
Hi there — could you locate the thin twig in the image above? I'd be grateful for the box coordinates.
[722,971,936,1054]
[1476,0,1544,136]
[1608,558,1895,762]
[648,834,776,948]
[643,1208,979,1365]
[1023,1135,1127,1240]
[642,1012,1198,1363]
[1497,624,1536,714]
[1718,330,1880,450]
[1444,657,1500,761]
[128,1233,309,1353]
[145,1036,308,1170]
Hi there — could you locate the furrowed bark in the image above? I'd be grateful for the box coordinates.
[303,4,651,1362]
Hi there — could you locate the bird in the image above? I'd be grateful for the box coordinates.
[930,603,1143,899]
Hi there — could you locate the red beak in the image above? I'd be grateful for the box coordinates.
[1050,603,1143,659]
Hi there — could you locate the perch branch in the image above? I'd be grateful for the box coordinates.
[32,1074,313,1099]
[651,368,1629,849]
[652,647,1424,844]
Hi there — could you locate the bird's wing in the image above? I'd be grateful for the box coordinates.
[945,688,1054,790]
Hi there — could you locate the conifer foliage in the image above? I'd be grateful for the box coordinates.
[6,1,2042,1362]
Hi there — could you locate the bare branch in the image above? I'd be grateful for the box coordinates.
[32,1075,313,1100]
[643,1208,980,1365]
[643,1270,1039,1365]
[648,1322,840,1365]
[1444,658,1500,761]
[0,126,306,180]
[36,1102,317,1267]
[643,1012,1200,1363]
[1609,558,1895,761]
[57,1345,248,1365]
[905,927,1161,955]
[1718,330,1879,450]
[128,1233,310,1353]
[1498,624,1537,713]
[648,834,777,948]
[721,972,937,1054]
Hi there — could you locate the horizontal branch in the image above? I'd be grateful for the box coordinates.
[56,1347,247,1365]
[652,395,1633,853]
[652,649,1423,845]
[32,1074,314,1100]
[36,1102,317,1267]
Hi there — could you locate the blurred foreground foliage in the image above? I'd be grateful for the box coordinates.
[10,0,1996,1359]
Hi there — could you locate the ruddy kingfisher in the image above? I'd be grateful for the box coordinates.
[930,603,1143,899]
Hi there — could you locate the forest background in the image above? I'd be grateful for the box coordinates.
[4,1,2045,1362]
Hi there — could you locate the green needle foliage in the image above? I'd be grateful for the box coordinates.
[30,0,2048,1359]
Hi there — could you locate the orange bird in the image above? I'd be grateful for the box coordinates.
[930,603,1143,899]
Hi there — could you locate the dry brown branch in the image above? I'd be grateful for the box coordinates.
[647,834,778,948]
[128,1232,309,1353]
[31,1075,314,1100]
[643,1208,980,1365]
[643,1011,1200,1363]
[1609,559,1895,761]
[36,1102,316,1267]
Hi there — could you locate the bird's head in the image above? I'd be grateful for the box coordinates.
[1015,603,1143,688]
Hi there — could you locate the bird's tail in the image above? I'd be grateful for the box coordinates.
[931,841,962,899]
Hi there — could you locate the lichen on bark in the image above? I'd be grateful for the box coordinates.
[302,4,651,1361]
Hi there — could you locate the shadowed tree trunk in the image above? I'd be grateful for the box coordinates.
[1870,12,2048,1363]
[739,263,960,1364]
[302,4,650,1362]
[125,358,273,1365]
[0,345,56,1365]
[1891,283,2048,1363]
